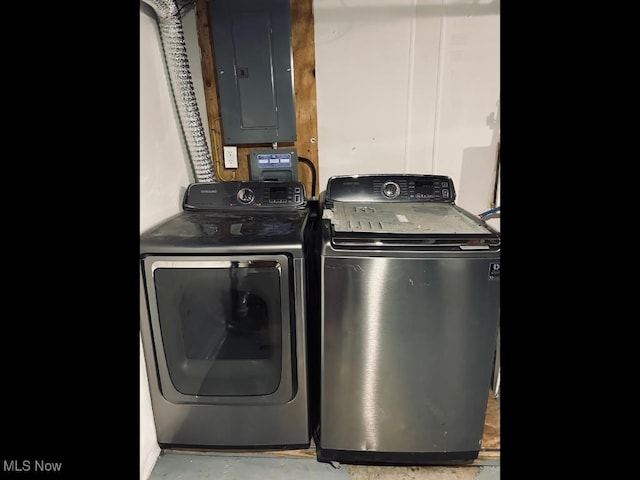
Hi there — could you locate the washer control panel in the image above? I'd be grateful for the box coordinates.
[184,181,306,210]
[325,174,456,203]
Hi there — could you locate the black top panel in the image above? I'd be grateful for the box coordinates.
[184,181,306,210]
[140,210,310,253]
[325,174,456,203]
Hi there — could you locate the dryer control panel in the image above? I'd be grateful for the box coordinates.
[325,174,456,203]
[184,181,307,210]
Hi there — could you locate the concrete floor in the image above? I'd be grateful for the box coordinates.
[148,451,499,480]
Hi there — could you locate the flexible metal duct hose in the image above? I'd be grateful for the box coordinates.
[142,0,216,183]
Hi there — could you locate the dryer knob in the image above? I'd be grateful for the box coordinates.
[237,187,255,204]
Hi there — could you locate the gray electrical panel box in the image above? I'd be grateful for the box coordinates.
[208,0,297,144]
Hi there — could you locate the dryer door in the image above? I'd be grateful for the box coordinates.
[141,254,295,404]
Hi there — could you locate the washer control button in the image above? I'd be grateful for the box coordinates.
[382,181,401,199]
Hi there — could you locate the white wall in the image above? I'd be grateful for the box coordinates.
[139,3,201,478]
[313,0,500,217]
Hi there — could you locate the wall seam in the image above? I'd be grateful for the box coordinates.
[403,0,418,172]
[432,0,446,173]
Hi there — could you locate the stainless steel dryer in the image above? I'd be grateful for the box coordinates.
[139,181,315,449]
[315,174,500,465]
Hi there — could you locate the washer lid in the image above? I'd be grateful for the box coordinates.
[329,202,491,234]
[326,201,499,249]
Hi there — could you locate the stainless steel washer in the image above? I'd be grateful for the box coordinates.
[314,174,500,465]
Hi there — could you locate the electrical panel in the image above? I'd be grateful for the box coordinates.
[208,0,297,144]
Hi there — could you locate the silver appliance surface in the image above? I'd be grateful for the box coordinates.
[315,174,500,465]
[140,181,314,449]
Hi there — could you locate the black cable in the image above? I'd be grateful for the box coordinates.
[176,0,196,18]
[298,156,317,198]
[491,142,500,207]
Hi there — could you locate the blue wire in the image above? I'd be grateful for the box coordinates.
[479,206,500,218]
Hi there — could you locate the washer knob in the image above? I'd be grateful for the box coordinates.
[237,187,255,204]
[382,181,400,199]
